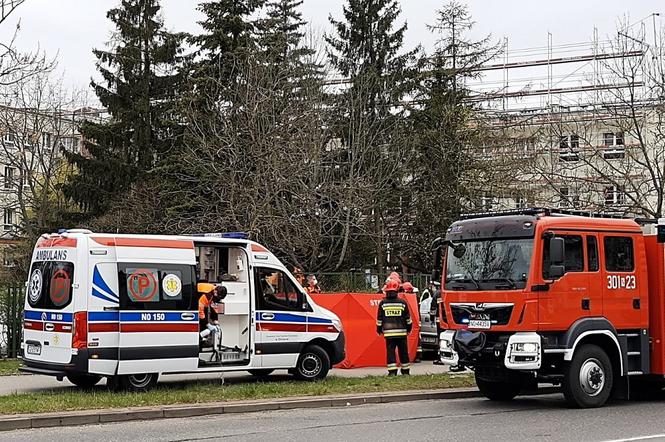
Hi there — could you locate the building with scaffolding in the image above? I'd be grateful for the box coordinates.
[467,15,664,218]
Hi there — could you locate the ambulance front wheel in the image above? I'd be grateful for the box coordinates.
[294,345,330,381]
[67,374,102,389]
[118,373,159,392]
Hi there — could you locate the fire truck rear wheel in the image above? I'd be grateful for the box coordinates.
[475,375,522,401]
[294,345,330,381]
[66,374,102,389]
[120,373,159,392]
[563,344,613,408]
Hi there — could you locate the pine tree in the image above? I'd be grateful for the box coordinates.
[192,0,265,105]
[62,0,187,220]
[325,0,418,273]
[405,1,502,270]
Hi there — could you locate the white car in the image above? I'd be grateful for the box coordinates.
[418,293,438,351]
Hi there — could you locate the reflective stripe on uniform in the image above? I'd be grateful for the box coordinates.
[401,363,411,369]
[383,331,407,337]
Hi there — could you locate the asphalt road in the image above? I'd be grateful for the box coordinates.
[4,394,665,442]
[0,363,451,396]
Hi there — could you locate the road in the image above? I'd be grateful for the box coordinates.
[3,394,665,442]
[0,363,451,396]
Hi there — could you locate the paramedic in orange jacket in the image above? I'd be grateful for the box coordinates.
[198,283,227,339]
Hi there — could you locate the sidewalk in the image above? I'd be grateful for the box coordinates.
[0,361,450,396]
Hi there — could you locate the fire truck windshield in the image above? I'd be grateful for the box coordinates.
[445,238,533,290]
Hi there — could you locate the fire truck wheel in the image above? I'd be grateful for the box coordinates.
[475,375,522,401]
[66,374,102,389]
[120,373,159,392]
[248,369,275,377]
[294,345,330,381]
[563,344,613,408]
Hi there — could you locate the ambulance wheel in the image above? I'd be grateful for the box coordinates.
[248,369,275,378]
[563,344,613,408]
[475,375,521,401]
[120,373,159,392]
[67,374,102,389]
[294,345,330,381]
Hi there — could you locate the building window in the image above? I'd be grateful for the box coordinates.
[3,167,14,190]
[481,195,496,211]
[558,187,579,208]
[3,208,13,230]
[604,185,626,206]
[559,134,580,161]
[41,132,52,148]
[3,132,14,144]
[602,132,625,160]
[603,132,624,146]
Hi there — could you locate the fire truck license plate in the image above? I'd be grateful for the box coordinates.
[468,320,491,329]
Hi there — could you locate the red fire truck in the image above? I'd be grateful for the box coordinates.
[434,208,665,408]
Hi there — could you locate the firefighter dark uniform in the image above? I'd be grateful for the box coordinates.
[377,280,413,375]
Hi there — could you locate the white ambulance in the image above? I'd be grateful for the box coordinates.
[20,230,344,391]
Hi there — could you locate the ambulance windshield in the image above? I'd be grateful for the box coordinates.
[445,238,533,290]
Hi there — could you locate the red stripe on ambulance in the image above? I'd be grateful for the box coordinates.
[120,323,199,333]
[90,237,194,249]
[258,323,306,332]
[89,323,120,333]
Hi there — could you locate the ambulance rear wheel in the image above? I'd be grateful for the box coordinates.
[294,345,330,381]
[563,344,613,408]
[248,369,275,378]
[120,373,159,392]
[67,374,102,389]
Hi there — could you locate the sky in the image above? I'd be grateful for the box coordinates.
[0,0,661,93]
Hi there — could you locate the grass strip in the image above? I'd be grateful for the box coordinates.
[0,373,474,416]
[0,359,20,376]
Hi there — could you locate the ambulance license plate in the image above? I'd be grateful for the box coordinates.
[27,344,41,355]
[468,320,491,329]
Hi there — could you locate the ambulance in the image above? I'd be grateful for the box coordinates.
[20,230,345,391]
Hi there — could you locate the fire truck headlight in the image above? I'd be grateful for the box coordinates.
[513,342,539,353]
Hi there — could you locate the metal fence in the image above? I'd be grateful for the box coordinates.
[316,272,430,294]
[0,284,23,358]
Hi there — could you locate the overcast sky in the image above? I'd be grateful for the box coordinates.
[0,0,662,92]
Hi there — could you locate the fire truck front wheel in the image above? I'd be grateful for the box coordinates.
[563,344,613,408]
[475,375,522,401]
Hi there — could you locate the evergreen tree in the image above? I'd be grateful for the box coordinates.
[63,0,187,220]
[325,0,418,273]
[405,1,502,270]
[191,0,265,105]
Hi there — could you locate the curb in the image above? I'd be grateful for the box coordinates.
[0,387,559,432]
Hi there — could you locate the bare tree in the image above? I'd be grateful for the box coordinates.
[531,22,665,218]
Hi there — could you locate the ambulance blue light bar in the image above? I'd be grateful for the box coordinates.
[193,232,249,239]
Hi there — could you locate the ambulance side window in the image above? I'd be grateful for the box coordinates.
[255,267,311,312]
[118,264,197,311]
[27,261,74,310]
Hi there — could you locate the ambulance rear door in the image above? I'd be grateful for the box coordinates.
[23,237,79,365]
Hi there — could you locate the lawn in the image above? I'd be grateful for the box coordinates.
[0,359,20,376]
[0,373,475,416]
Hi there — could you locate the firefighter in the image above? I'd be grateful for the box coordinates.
[401,281,422,363]
[377,279,413,375]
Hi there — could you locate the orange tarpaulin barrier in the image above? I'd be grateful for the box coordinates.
[310,292,421,369]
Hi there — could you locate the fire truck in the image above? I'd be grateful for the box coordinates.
[434,208,665,408]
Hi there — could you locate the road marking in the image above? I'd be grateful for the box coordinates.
[603,434,665,442]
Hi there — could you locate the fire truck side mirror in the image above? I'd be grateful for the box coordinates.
[431,237,444,282]
[658,224,665,243]
[548,237,566,280]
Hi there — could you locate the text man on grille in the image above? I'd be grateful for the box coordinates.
[376,279,413,375]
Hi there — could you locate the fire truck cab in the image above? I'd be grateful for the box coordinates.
[436,208,665,408]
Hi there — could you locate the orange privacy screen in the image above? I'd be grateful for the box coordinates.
[310,293,421,368]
